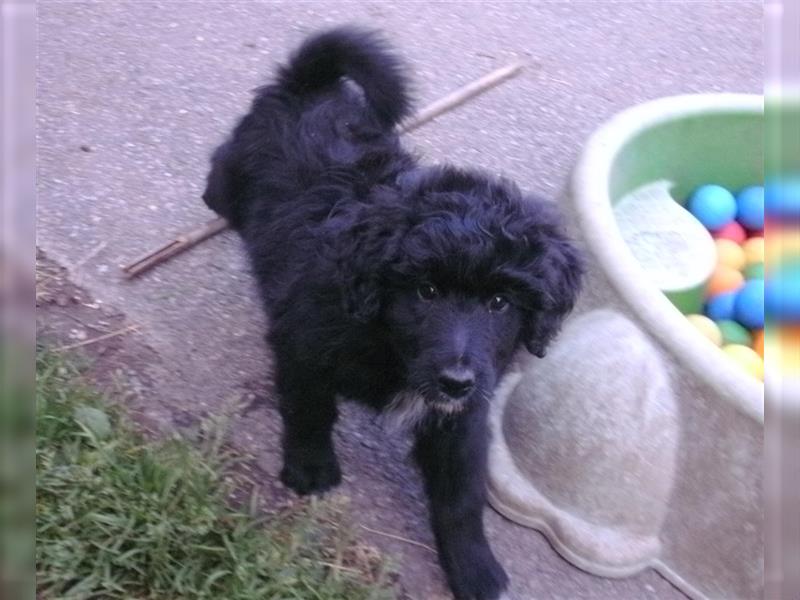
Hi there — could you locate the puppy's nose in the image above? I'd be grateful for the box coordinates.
[438,367,475,399]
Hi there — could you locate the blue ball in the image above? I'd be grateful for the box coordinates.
[765,264,800,321]
[705,291,738,321]
[736,185,764,230]
[688,185,737,231]
[734,279,765,329]
[765,176,800,219]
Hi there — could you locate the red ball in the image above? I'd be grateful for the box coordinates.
[713,220,747,244]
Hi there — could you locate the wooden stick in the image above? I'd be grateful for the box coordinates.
[359,524,437,554]
[314,561,362,575]
[122,217,228,278]
[121,60,526,279]
[397,60,525,134]
[53,324,139,352]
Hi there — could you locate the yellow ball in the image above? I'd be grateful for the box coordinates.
[778,326,800,373]
[742,237,764,266]
[686,314,722,346]
[722,344,764,381]
[715,238,746,271]
[766,228,800,261]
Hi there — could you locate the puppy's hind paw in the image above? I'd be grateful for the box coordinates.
[279,454,342,495]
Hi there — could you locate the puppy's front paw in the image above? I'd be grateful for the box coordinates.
[280,452,342,495]
[449,554,509,600]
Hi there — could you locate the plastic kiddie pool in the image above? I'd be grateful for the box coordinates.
[487,94,764,600]
[573,93,763,417]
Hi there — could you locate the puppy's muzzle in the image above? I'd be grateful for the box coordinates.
[437,366,475,399]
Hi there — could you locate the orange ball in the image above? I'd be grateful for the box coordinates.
[706,264,745,297]
[753,329,763,358]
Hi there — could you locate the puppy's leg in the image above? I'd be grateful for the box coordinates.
[276,367,341,495]
[414,408,509,600]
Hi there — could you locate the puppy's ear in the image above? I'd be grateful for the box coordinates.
[203,141,246,228]
[520,226,584,358]
[330,192,410,321]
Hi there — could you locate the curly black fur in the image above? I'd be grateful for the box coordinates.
[203,27,582,600]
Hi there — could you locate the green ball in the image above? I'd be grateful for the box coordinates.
[717,320,753,346]
[744,262,764,280]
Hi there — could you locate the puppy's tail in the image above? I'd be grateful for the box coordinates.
[278,27,411,128]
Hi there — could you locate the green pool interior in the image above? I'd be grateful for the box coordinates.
[608,110,764,314]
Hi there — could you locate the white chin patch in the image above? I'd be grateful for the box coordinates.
[429,398,467,415]
[380,390,467,431]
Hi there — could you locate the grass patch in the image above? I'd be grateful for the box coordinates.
[36,348,395,599]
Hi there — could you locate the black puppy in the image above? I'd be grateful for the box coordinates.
[203,27,582,600]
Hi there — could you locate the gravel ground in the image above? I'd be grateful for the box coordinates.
[37,2,762,598]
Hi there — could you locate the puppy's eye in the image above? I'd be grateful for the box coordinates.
[488,294,510,313]
[417,283,439,301]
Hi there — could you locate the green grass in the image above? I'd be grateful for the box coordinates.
[36,349,395,600]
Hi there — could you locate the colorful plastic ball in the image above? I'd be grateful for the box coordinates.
[686,314,722,346]
[734,279,765,329]
[766,227,800,259]
[715,238,746,271]
[706,264,745,297]
[688,185,737,231]
[742,237,764,266]
[765,265,800,321]
[779,326,800,372]
[765,176,800,219]
[753,329,764,358]
[735,185,764,230]
[722,344,764,381]
[713,221,747,244]
[717,320,752,346]
[705,290,738,321]
[744,262,764,280]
